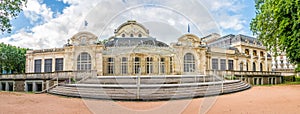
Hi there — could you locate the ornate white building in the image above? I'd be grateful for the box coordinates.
[25,20,278,82]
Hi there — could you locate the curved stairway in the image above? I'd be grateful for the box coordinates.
[48,75,251,101]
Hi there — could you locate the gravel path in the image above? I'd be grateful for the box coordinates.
[1,85,300,114]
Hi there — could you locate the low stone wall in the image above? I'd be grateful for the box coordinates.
[236,76,282,85]
[0,70,97,92]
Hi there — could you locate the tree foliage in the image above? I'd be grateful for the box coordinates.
[0,0,27,33]
[0,43,27,74]
[250,0,300,71]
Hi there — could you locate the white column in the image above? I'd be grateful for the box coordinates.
[41,58,44,72]
[52,58,55,72]
[46,81,49,90]
[5,82,9,91]
[33,82,36,92]
[24,82,27,92]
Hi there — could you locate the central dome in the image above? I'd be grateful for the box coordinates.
[114,20,150,38]
[105,20,169,47]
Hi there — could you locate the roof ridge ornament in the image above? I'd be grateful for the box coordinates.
[188,24,190,33]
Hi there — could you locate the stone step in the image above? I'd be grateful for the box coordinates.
[81,78,222,85]
[49,78,251,100]
[50,82,248,98]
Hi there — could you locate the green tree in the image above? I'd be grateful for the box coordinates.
[0,0,27,33]
[0,43,27,74]
[250,0,300,71]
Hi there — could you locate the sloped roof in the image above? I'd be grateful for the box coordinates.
[105,38,169,47]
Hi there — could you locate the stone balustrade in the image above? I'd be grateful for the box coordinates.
[0,70,97,80]
[205,70,281,77]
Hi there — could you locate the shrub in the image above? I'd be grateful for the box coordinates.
[295,76,300,82]
[283,76,295,82]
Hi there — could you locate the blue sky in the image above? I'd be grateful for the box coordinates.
[1,0,70,37]
[0,0,257,49]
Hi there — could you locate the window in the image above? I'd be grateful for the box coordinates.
[146,57,153,74]
[44,59,52,72]
[253,50,257,56]
[107,58,114,74]
[130,34,134,37]
[245,49,249,55]
[133,57,140,74]
[121,57,128,75]
[260,63,263,71]
[55,58,63,71]
[246,62,249,71]
[228,60,234,70]
[122,34,125,37]
[34,59,42,73]
[138,34,142,37]
[160,58,165,74]
[260,51,264,57]
[212,59,218,70]
[240,62,243,71]
[184,53,195,72]
[77,52,91,70]
[220,59,226,70]
[253,62,256,71]
[170,57,173,73]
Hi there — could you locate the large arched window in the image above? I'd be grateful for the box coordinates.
[184,53,195,72]
[77,52,91,70]
[146,57,153,74]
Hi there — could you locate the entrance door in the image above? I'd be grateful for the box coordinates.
[36,83,43,92]
[1,82,6,91]
[27,83,33,92]
[8,82,13,91]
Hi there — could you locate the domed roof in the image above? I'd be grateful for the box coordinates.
[114,20,150,38]
[105,38,169,47]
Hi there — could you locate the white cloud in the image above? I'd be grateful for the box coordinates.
[203,0,249,35]
[23,0,53,24]
[0,0,251,49]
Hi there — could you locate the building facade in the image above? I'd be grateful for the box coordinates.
[25,20,275,77]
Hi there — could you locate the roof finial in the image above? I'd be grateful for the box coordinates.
[84,20,88,27]
[188,24,190,33]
